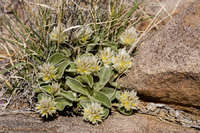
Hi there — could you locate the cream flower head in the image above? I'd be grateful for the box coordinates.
[112,48,132,73]
[50,24,68,43]
[36,96,57,118]
[48,83,61,95]
[119,90,139,111]
[119,27,138,46]
[100,47,115,66]
[75,55,100,75]
[83,102,104,124]
[38,63,57,82]
[74,26,93,43]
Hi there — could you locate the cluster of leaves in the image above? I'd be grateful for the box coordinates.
[1,0,140,124]
[35,23,139,124]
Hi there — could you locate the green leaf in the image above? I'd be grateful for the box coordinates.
[96,67,113,91]
[58,90,77,102]
[55,97,73,111]
[38,85,55,95]
[41,85,53,95]
[37,93,46,101]
[61,48,71,57]
[79,98,91,108]
[100,87,116,101]
[86,43,96,52]
[94,82,103,91]
[48,53,65,65]
[92,91,112,108]
[56,60,70,79]
[109,81,121,89]
[102,108,110,119]
[66,77,90,96]
[34,87,42,93]
[76,75,93,88]
[101,42,118,51]
[117,107,133,116]
[65,62,77,72]
[116,91,121,100]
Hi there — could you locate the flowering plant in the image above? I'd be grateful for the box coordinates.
[73,26,93,44]
[35,25,139,123]
[1,0,140,125]
[35,24,139,123]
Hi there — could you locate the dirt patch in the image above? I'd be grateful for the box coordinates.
[0,112,199,133]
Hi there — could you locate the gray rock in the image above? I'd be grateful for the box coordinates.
[119,0,200,107]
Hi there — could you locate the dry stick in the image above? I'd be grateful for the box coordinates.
[128,0,182,54]
[92,1,98,33]
[151,0,182,28]
[0,43,14,66]
[156,0,173,19]
[1,93,13,110]
[71,0,90,11]
[128,7,163,54]
[63,18,120,33]
[4,33,18,55]
[24,0,56,10]
[170,0,182,16]
[57,0,63,50]
[0,55,8,59]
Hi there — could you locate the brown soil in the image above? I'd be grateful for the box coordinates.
[0,112,199,133]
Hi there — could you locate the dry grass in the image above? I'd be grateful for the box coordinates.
[0,0,181,112]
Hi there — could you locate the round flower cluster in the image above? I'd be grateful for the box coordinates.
[48,83,61,95]
[50,24,68,43]
[36,96,57,118]
[83,102,104,124]
[119,27,138,46]
[119,90,139,111]
[74,26,93,43]
[99,48,132,72]
[75,55,100,75]
[38,63,57,82]
[100,47,114,66]
[112,48,132,73]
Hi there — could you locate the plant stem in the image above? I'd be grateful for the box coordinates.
[57,0,64,51]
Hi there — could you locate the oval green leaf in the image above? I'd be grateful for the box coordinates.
[96,67,113,91]
[55,97,73,111]
[92,91,111,108]
[56,60,70,79]
[66,77,90,96]
[59,90,77,102]
[100,87,116,101]
[48,53,65,65]
[76,75,93,88]
[102,108,110,119]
